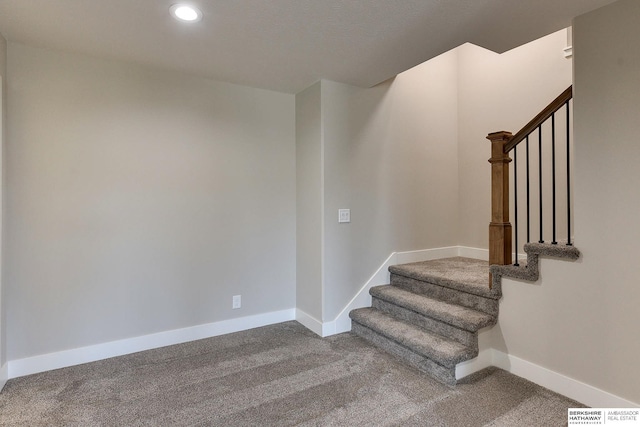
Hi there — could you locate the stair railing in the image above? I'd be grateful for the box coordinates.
[486,86,573,287]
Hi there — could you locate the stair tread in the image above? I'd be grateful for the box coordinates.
[389,257,501,299]
[349,308,476,367]
[370,285,495,331]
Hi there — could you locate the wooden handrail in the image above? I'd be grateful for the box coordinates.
[485,85,573,288]
[503,86,572,153]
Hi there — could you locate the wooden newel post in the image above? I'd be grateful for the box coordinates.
[486,131,513,285]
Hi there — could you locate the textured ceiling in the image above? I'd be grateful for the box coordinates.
[0,0,616,93]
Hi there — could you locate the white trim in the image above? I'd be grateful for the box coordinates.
[330,246,464,336]
[456,349,640,407]
[564,45,573,59]
[457,246,489,261]
[331,252,395,335]
[492,350,639,408]
[8,309,295,379]
[512,252,527,262]
[455,327,495,379]
[321,321,337,337]
[295,309,324,337]
[455,348,494,379]
[457,246,527,262]
[396,246,459,264]
[4,245,485,379]
[0,363,7,391]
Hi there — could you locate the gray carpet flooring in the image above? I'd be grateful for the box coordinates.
[0,321,584,426]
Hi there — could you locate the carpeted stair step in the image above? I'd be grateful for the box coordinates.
[350,308,477,385]
[349,257,507,384]
[389,257,500,316]
[370,285,495,348]
[370,285,495,331]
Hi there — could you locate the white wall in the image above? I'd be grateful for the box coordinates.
[4,11,635,407]
[296,50,460,322]
[321,55,461,321]
[6,43,296,361]
[295,82,323,321]
[314,34,574,323]
[493,0,640,404]
[457,30,573,249]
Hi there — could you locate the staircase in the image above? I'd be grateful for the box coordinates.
[349,87,580,385]
[349,245,580,385]
[349,257,500,385]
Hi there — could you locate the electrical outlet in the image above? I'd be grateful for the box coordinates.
[338,209,350,223]
[232,295,241,309]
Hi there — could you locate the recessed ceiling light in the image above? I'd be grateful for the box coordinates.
[170,4,203,22]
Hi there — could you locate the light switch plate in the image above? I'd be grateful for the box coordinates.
[232,295,241,309]
[338,209,350,223]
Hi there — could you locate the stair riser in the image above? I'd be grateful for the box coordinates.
[351,321,456,386]
[372,298,478,350]
[390,274,498,316]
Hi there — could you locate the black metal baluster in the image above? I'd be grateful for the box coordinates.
[513,145,519,266]
[552,114,557,244]
[566,100,572,246]
[538,125,544,243]
[526,135,530,243]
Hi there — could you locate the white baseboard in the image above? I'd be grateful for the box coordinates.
[295,309,324,337]
[321,321,337,337]
[7,242,635,409]
[457,247,528,262]
[493,350,639,408]
[455,349,494,379]
[0,363,7,391]
[396,246,460,264]
[455,327,495,380]
[4,245,483,379]
[458,246,489,261]
[8,309,295,379]
[455,349,639,407]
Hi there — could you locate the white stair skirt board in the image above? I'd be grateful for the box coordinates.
[8,309,296,379]
[329,246,476,336]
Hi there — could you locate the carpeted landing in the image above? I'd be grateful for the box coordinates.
[0,321,584,426]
